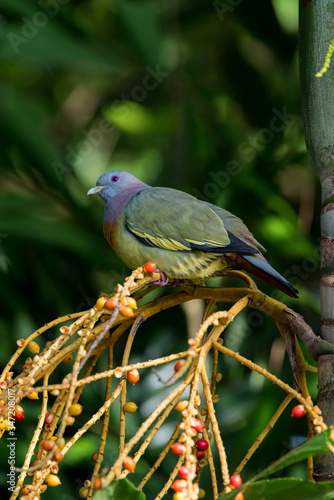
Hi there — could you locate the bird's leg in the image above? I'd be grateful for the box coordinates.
[153,269,169,286]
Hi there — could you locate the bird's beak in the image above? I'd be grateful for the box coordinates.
[87,186,104,195]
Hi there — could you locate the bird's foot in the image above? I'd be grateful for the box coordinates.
[153,269,169,286]
[170,279,184,287]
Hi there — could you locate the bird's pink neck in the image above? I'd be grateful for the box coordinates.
[103,185,149,245]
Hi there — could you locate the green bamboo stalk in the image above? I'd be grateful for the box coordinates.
[299,0,334,482]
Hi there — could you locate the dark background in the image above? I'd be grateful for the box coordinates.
[0,1,320,498]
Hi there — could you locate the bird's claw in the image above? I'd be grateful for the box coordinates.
[153,269,169,286]
[170,279,184,287]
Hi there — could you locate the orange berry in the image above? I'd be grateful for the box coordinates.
[53,449,63,462]
[144,261,157,273]
[235,493,244,500]
[172,479,187,492]
[46,474,61,487]
[22,363,32,371]
[14,405,24,420]
[105,298,118,310]
[21,485,33,495]
[175,400,188,412]
[123,402,138,413]
[127,369,140,385]
[171,442,186,455]
[123,297,137,309]
[123,456,136,472]
[28,341,40,354]
[27,391,39,400]
[94,478,102,490]
[43,440,54,451]
[69,403,83,416]
[119,306,134,318]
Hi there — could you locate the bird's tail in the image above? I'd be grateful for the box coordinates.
[227,253,299,298]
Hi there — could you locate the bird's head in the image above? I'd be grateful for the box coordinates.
[87,170,148,204]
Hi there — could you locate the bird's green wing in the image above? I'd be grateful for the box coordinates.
[125,187,258,254]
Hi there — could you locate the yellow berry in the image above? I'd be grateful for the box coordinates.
[28,341,40,354]
[69,403,83,416]
[175,400,188,412]
[173,493,186,500]
[27,389,39,400]
[123,402,138,413]
[63,354,73,363]
[79,486,89,498]
[46,474,61,487]
[123,297,137,309]
[96,297,107,310]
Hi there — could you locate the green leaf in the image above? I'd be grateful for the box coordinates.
[93,478,146,500]
[220,478,334,500]
[251,429,334,482]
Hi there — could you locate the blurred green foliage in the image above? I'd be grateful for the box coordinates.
[0,0,321,498]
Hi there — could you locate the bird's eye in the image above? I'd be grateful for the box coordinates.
[111,176,119,183]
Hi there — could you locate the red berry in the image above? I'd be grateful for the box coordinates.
[230,474,242,488]
[44,413,53,425]
[14,405,24,420]
[174,360,184,372]
[191,418,204,433]
[196,450,206,459]
[291,405,306,418]
[123,456,136,473]
[144,261,157,273]
[178,466,190,478]
[171,479,187,492]
[195,439,209,451]
[171,442,186,455]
